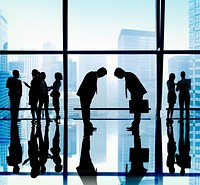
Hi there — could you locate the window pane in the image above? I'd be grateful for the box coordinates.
[68,54,156,181]
[165,0,189,50]
[162,54,200,174]
[0,54,64,174]
[1,0,62,50]
[68,0,156,50]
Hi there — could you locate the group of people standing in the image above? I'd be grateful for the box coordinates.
[6,69,63,124]
[6,69,63,176]
[167,71,191,122]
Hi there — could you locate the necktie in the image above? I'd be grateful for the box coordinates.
[125,82,127,99]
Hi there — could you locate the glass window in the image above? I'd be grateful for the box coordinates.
[1,0,62,50]
[68,0,156,50]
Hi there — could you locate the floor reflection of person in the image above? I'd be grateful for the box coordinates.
[76,130,97,185]
[77,67,107,132]
[6,124,22,174]
[167,73,177,123]
[176,71,191,120]
[50,120,63,172]
[22,125,40,178]
[176,120,191,176]
[114,68,147,131]
[166,119,176,174]
[6,69,22,123]
[38,122,51,174]
[126,129,148,185]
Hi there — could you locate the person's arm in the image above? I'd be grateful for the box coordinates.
[6,78,10,88]
[23,81,30,88]
[176,81,180,91]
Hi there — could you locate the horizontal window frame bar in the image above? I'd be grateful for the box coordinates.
[73,118,151,120]
[0,50,199,55]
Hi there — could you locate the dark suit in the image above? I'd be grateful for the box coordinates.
[6,77,22,122]
[125,72,147,126]
[77,71,97,124]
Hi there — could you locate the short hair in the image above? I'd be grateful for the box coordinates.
[31,69,39,76]
[114,67,125,77]
[97,67,107,76]
[180,71,185,78]
[12,70,19,77]
[55,72,63,80]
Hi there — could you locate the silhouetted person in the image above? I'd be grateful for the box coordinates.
[76,132,97,185]
[166,120,176,174]
[6,70,22,123]
[37,122,51,174]
[167,73,177,123]
[50,121,63,172]
[50,72,63,120]
[37,72,51,124]
[77,67,107,132]
[114,68,147,131]
[176,71,191,120]
[176,120,191,176]
[24,69,40,123]
[6,124,22,174]
[126,130,147,185]
[22,125,40,178]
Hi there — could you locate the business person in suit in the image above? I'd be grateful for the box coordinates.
[77,67,107,132]
[6,69,22,123]
[176,71,191,120]
[114,67,147,131]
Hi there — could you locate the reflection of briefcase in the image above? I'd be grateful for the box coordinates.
[129,148,149,162]
[129,99,149,113]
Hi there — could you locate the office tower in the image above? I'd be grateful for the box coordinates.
[0,10,11,172]
[117,29,156,183]
[68,59,77,92]
[42,41,58,84]
[189,0,200,175]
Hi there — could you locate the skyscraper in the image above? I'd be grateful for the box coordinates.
[117,29,156,183]
[188,0,200,175]
[0,10,11,171]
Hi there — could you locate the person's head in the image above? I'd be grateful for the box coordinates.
[31,69,39,77]
[40,72,46,79]
[169,73,175,81]
[12,70,20,78]
[97,67,107,78]
[55,72,63,80]
[114,67,125,79]
[180,71,186,79]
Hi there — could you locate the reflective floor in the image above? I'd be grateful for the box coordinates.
[1,110,200,185]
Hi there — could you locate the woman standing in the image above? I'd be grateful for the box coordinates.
[51,72,63,121]
[167,73,177,123]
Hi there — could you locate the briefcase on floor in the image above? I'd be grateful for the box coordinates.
[129,99,149,113]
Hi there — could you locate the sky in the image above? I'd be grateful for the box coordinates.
[0,0,62,50]
[0,0,189,50]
